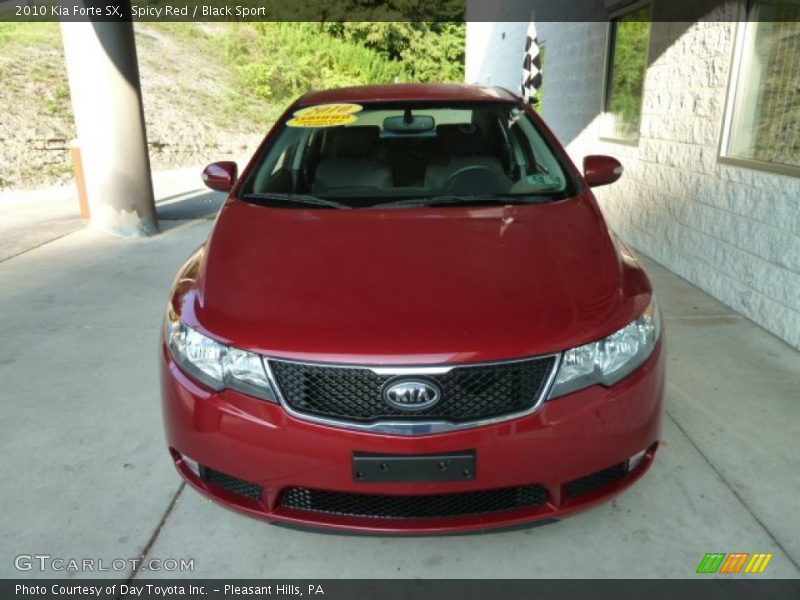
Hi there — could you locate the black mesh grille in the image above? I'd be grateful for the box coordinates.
[280,486,548,519]
[566,463,626,497]
[203,467,262,500]
[270,357,556,423]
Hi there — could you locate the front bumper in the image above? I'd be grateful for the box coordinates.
[161,341,665,534]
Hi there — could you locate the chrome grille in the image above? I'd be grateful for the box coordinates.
[268,356,557,425]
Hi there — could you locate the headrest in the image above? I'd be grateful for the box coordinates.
[328,126,380,159]
[436,123,487,156]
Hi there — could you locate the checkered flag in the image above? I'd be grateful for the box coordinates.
[521,21,542,104]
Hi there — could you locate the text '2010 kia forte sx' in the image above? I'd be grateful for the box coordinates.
[161,84,665,534]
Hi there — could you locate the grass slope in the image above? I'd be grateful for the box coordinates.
[2,22,453,191]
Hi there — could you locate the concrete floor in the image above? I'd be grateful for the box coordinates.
[0,164,232,262]
[1,212,799,579]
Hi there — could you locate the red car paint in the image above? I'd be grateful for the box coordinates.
[161,84,665,533]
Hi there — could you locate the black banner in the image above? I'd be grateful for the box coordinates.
[2,0,800,23]
[3,579,800,600]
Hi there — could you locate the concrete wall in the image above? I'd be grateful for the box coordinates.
[468,18,800,350]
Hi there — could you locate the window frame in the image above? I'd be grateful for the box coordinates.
[237,100,584,205]
[718,1,800,178]
[600,0,653,145]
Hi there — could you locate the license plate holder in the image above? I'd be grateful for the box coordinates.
[353,451,476,483]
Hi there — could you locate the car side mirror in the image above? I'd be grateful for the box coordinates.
[583,155,623,188]
[202,161,238,192]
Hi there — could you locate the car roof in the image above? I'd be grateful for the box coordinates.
[295,83,520,107]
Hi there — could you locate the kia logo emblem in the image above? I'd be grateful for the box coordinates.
[382,379,442,411]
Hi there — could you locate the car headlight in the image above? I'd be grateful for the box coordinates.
[165,305,277,402]
[549,296,661,399]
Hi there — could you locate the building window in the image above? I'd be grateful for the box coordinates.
[724,1,800,172]
[603,4,653,141]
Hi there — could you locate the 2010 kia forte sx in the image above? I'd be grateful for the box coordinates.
[161,84,665,534]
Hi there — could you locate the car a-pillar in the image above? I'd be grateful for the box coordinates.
[60,4,158,238]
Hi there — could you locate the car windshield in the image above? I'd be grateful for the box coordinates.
[239,101,575,208]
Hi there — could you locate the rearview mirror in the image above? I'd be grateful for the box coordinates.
[202,161,238,192]
[583,155,623,188]
[383,115,435,135]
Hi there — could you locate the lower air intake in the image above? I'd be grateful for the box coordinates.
[280,485,547,519]
[202,467,262,500]
[566,463,626,497]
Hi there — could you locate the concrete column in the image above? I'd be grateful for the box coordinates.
[60,16,158,237]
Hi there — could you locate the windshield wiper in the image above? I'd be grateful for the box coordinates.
[241,193,351,210]
[372,194,551,209]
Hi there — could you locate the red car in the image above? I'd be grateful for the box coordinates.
[161,84,664,534]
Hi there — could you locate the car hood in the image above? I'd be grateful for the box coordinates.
[181,195,650,364]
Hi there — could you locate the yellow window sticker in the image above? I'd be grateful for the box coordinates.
[287,103,363,128]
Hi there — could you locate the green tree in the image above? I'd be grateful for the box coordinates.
[607,8,652,138]
[224,21,465,106]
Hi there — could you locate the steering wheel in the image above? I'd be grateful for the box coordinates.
[444,165,507,194]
